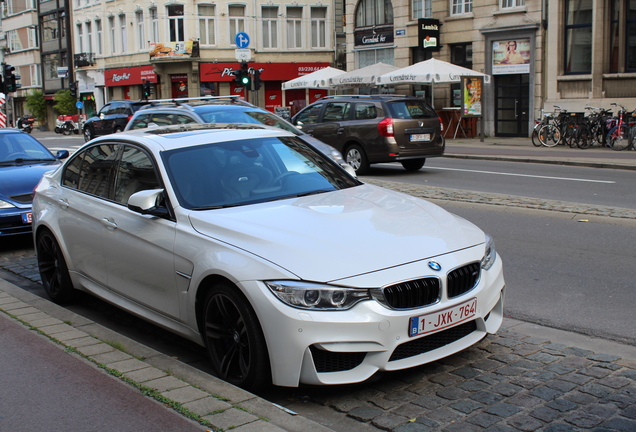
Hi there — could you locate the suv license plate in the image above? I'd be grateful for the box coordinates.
[410,133,431,142]
[21,212,33,224]
[409,298,477,337]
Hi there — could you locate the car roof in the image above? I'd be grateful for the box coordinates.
[90,123,296,152]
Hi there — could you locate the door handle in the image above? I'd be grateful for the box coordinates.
[58,198,69,209]
[101,218,118,229]
[337,127,345,135]
[515,99,519,119]
[306,129,314,135]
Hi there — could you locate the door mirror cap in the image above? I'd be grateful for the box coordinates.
[128,189,169,217]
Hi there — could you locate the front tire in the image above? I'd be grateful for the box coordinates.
[203,282,271,390]
[401,158,426,171]
[36,230,76,304]
[607,125,631,150]
[345,144,370,175]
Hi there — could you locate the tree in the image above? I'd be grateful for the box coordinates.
[25,90,48,125]
[53,90,78,115]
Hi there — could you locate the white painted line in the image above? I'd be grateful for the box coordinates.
[425,166,616,184]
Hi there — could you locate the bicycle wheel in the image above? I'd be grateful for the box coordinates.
[531,128,543,147]
[606,125,631,150]
[576,125,592,149]
[538,125,561,147]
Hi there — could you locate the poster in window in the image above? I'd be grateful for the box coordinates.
[492,39,531,74]
[462,77,482,118]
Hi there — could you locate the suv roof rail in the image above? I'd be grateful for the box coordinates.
[139,95,255,111]
[149,95,242,104]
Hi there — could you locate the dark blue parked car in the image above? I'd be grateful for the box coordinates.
[0,129,68,236]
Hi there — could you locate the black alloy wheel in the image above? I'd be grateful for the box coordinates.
[36,230,76,304]
[203,283,270,390]
[84,127,93,142]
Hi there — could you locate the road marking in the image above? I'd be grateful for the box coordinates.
[425,166,616,184]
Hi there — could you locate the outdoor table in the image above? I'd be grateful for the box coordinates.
[441,107,467,139]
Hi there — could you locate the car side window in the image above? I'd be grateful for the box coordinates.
[148,113,173,127]
[322,102,349,122]
[63,144,119,199]
[177,114,198,125]
[129,114,151,130]
[99,104,112,116]
[113,145,161,205]
[295,105,322,124]
[110,102,125,115]
[354,103,377,120]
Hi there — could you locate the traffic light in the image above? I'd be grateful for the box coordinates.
[231,68,243,85]
[252,69,262,91]
[3,64,20,93]
[143,81,151,99]
[69,81,78,98]
[239,62,251,88]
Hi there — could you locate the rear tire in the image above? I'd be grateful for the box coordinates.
[345,144,370,175]
[531,128,543,147]
[401,158,426,171]
[538,125,561,147]
[84,128,93,142]
[607,125,631,150]
[36,230,76,304]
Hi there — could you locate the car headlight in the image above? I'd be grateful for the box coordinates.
[481,234,497,270]
[0,199,16,209]
[265,281,371,310]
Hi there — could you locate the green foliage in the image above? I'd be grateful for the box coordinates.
[25,90,48,124]
[53,89,78,115]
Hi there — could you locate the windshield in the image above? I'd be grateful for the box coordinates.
[162,136,359,210]
[198,110,303,135]
[0,133,54,163]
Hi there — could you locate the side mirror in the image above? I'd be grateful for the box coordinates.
[127,189,170,218]
[99,113,105,120]
[55,150,69,160]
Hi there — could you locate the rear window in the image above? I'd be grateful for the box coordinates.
[386,100,437,119]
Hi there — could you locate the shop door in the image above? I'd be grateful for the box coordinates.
[495,74,529,137]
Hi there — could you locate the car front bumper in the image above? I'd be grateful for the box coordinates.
[243,251,505,387]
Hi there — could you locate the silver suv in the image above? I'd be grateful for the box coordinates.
[291,95,445,174]
[125,96,344,164]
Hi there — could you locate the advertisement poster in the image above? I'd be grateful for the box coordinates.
[462,77,482,117]
[492,39,531,74]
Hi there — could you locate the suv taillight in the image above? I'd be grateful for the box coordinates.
[438,116,444,132]
[378,118,394,137]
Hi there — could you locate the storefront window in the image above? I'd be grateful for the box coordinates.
[564,0,592,74]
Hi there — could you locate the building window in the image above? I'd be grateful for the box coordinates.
[198,5,216,46]
[358,47,394,68]
[119,14,127,52]
[42,13,60,43]
[150,7,159,43]
[262,6,278,48]
[168,4,185,42]
[451,0,472,15]
[229,5,246,43]
[30,64,41,87]
[413,0,432,19]
[136,11,145,50]
[610,0,636,72]
[564,0,592,74]
[29,26,39,49]
[287,7,303,49]
[311,7,327,48]
[86,22,93,53]
[96,20,103,55]
[109,16,116,53]
[43,53,61,80]
[501,0,524,7]
[355,0,394,27]
[77,24,84,53]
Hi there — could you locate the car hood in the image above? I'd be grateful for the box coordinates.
[0,162,59,203]
[188,184,485,282]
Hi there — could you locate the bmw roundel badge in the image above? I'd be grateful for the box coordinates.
[428,261,442,271]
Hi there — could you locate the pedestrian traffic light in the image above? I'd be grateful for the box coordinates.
[232,68,242,85]
[143,81,151,99]
[3,64,20,93]
[252,69,262,91]
[69,81,78,98]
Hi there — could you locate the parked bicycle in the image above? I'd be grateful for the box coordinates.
[606,103,635,151]
[573,106,613,149]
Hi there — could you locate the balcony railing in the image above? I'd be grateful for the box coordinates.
[74,52,96,67]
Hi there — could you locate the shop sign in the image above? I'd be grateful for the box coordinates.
[418,19,441,50]
[199,62,331,82]
[105,65,157,87]
[354,28,394,47]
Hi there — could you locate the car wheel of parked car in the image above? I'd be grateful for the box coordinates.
[203,282,271,390]
[114,126,123,133]
[345,144,370,175]
[36,230,76,304]
[401,158,426,171]
[83,128,93,142]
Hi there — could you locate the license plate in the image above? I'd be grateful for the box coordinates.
[409,298,477,337]
[410,133,431,142]
[21,212,33,224]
